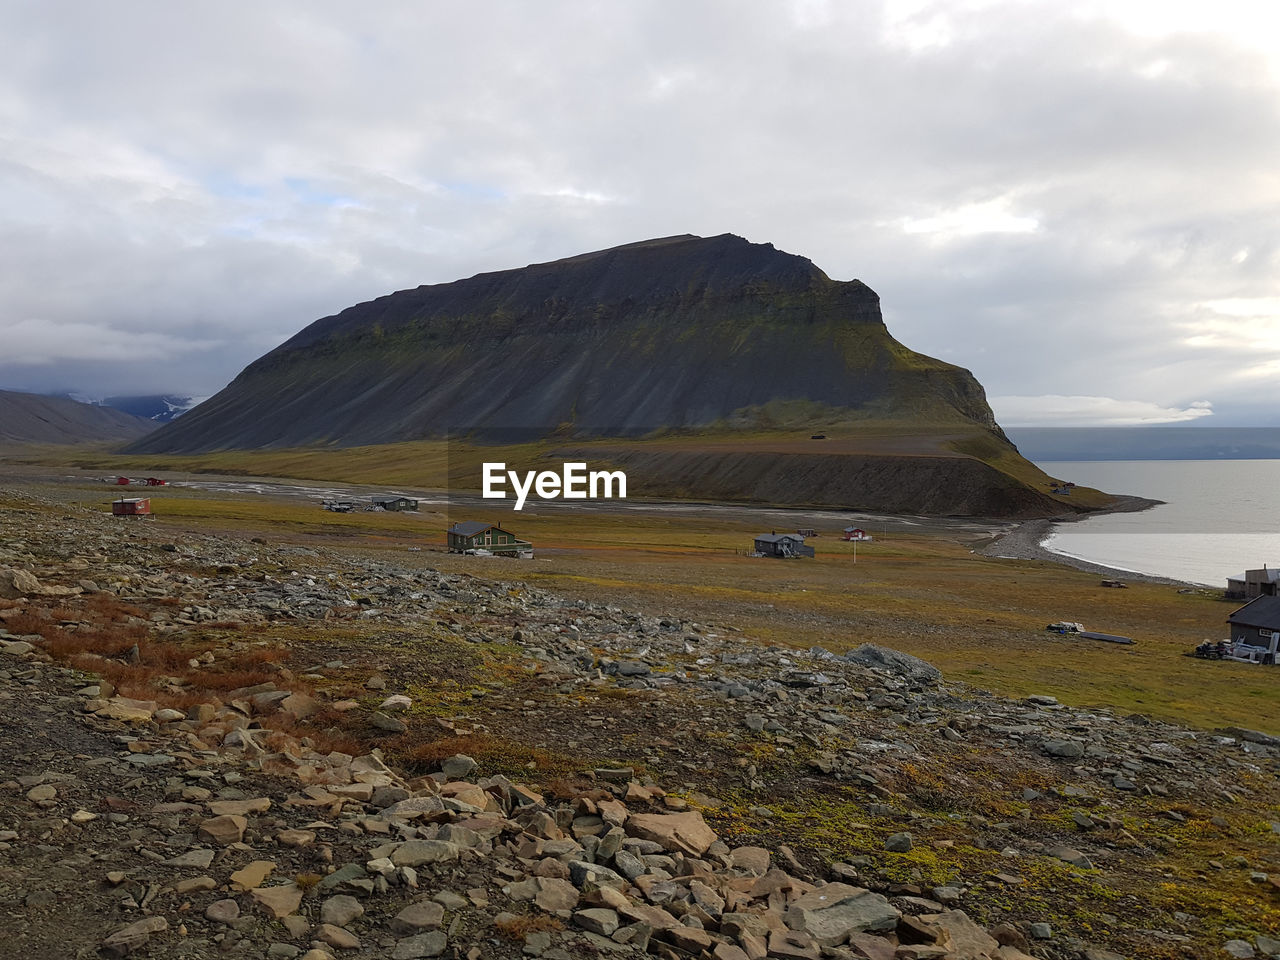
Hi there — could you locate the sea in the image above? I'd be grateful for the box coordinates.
[1037,460,1280,586]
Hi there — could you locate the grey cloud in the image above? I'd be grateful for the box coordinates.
[0,0,1276,423]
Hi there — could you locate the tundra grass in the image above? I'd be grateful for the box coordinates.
[504,536,1272,734]
[77,475,1275,736]
[23,466,1273,735]
[23,423,1100,511]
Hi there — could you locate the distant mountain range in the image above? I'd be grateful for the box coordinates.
[0,390,153,445]
[99,395,205,423]
[1008,427,1280,462]
[62,393,204,423]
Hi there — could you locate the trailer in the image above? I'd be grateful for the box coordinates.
[1078,631,1135,645]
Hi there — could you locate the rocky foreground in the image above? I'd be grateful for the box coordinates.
[0,489,1277,959]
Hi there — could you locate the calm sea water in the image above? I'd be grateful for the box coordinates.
[1038,460,1280,586]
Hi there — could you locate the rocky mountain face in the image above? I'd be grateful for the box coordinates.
[130,234,1005,452]
[0,389,153,445]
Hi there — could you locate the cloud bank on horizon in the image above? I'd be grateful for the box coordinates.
[1,0,1277,426]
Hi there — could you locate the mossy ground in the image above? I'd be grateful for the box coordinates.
[3,474,1277,958]
[28,419,1093,512]
[18,465,1274,735]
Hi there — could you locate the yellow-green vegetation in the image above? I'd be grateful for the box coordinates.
[47,440,459,488]
[5,472,1275,959]
[444,512,1271,733]
[695,776,1277,953]
[29,418,1096,512]
[44,467,1271,735]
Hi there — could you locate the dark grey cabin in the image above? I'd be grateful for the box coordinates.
[371,495,419,512]
[1227,596,1280,663]
[753,533,814,558]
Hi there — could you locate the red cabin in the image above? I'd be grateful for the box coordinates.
[112,498,151,516]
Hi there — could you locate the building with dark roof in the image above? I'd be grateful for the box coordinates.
[753,533,814,558]
[1227,595,1280,664]
[371,495,418,511]
[447,521,532,556]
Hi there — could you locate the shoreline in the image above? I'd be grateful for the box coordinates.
[979,494,1203,587]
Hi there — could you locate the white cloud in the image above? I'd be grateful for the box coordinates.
[1179,299,1280,361]
[990,395,1215,427]
[0,0,1275,424]
[1197,297,1280,318]
[895,198,1041,240]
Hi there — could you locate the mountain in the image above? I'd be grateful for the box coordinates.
[124,234,1110,516]
[0,390,154,445]
[130,233,1005,452]
[100,395,206,423]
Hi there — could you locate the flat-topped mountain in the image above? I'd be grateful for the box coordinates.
[124,234,1107,516]
[129,234,1004,452]
[0,390,153,445]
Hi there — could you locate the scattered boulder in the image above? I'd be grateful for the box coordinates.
[230,860,276,890]
[98,697,157,724]
[205,899,240,923]
[626,810,718,855]
[441,754,477,779]
[391,901,445,934]
[391,931,448,959]
[321,895,364,927]
[884,832,913,852]
[924,910,1000,958]
[785,883,900,944]
[0,568,43,598]
[1042,739,1086,759]
[391,840,460,867]
[198,814,247,846]
[844,644,941,682]
[101,917,168,957]
[1046,845,1094,869]
[251,883,304,918]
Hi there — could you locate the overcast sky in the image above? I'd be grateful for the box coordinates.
[2,0,1278,426]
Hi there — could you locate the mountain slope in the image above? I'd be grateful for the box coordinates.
[130,234,1004,452]
[0,390,154,445]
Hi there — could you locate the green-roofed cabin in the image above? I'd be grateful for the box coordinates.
[447,521,533,557]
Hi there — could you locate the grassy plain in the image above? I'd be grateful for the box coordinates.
[34,461,1275,736]
[8,457,1275,958]
[25,422,1109,511]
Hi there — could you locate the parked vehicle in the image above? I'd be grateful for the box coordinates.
[1194,640,1232,660]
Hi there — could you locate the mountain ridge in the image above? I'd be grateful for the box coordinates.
[0,390,154,445]
[129,233,1005,453]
